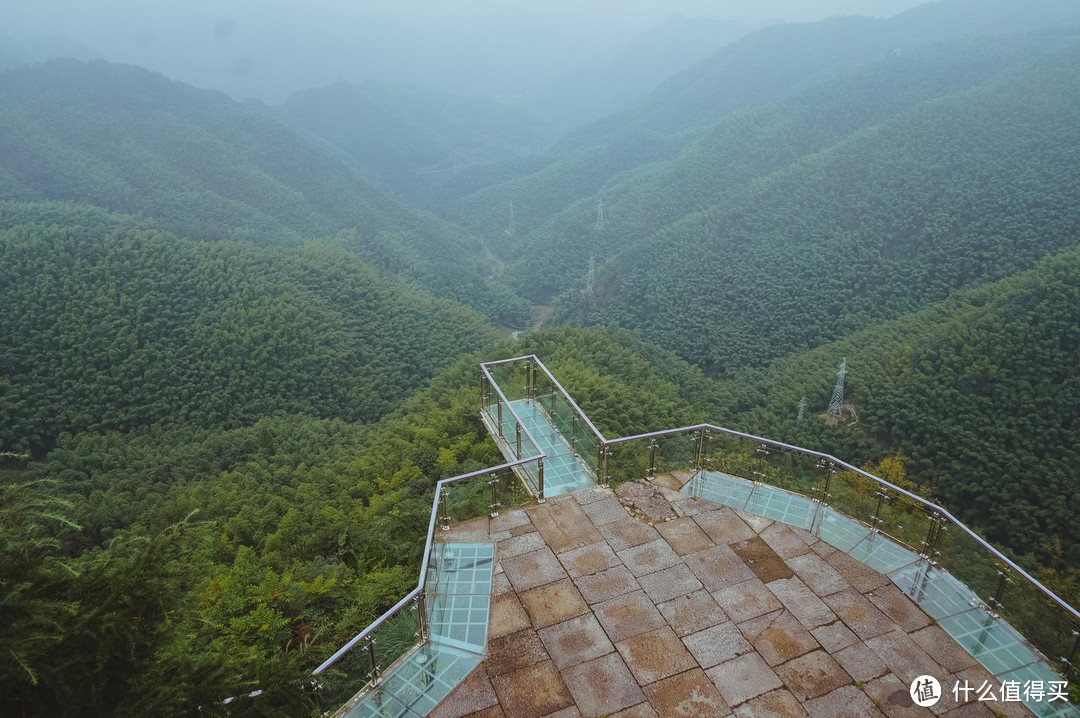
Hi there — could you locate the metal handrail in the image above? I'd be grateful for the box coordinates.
[486,355,606,443]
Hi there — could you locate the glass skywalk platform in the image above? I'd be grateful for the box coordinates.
[492,399,595,498]
[683,470,1078,718]
[344,543,495,718]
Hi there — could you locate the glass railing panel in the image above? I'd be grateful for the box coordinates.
[317,600,422,713]
[936,524,1002,609]
[654,431,697,479]
[822,466,880,535]
[440,472,498,531]
[487,361,528,403]
[997,571,1080,683]
[573,420,599,475]
[605,438,649,487]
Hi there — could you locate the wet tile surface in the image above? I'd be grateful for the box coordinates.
[427,480,1036,718]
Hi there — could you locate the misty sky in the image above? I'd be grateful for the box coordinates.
[3,0,930,103]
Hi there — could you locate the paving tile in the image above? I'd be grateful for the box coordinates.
[786,552,849,596]
[526,500,605,554]
[581,496,628,526]
[540,708,581,718]
[644,668,732,718]
[867,584,931,633]
[732,688,807,718]
[693,507,756,545]
[822,587,895,640]
[594,589,667,644]
[489,591,531,639]
[774,649,852,701]
[865,629,945,685]
[519,577,589,629]
[573,565,641,605]
[682,620,754,669]
[810,538,839,558]
[498,531,549,560]
[657,589,727,637]
[460,707,504,718]
[865,673,935,718]
[738,609,820,667]
[672,494,717,517]
[712,577,783,623]
[811,620,859,654]
[804,685,886,718]
[655,517,714,556]
[734,508,775,534]
[429,664,500,718]
[833,641,888,683]
[684,543,755,592]
[559,541,621,578]
[491,572,513,597]
[562,652,647,717]
[537,613,614,670]
[638,563,703,604]
[731,536,795,583]
[824,549,891,593]
[909,625,977,674]
[706,652,784,707]
[490,509,532,534]
[487,628,549,676]
[616,626,698,685]
[600,517,662,551]
[511,522,538,536]
[618,538,683,577]
[503,547,568,593]
[760,523,813,559]
[609,703,659,718]
[574,484,616,505]
[490,660,574,718]
[766,577,837,629]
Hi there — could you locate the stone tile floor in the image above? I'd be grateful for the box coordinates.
[430,479,1033,718]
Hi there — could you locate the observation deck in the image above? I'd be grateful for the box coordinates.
[315,356,1079,718]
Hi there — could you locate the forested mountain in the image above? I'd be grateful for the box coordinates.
[564,42,1080,374]
[0,202,494,454]
[447,0,1080,244]
[0,59,528,321]
[276,80,552,203]
[498,30,1077,301]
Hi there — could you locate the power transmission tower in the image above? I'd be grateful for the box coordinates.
[586,199,604,293]
[796,396,807,427]
[827,358,847,417]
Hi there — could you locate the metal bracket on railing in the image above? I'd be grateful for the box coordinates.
[439,492,451,531]
[870,487,889,533]
[480,372,488,412]
[989,566,1012,613]
[497,400,504,439]
[647,438,658,481]
[515,421,522,460]
[920,511,945,563]
[597,444,609,486]
[524,359,532,401]
[753,442,770,479]
[488,472,501,517]
[570,413,579,454]
[537,458,545,503]
[414,591,428,641]
[364,635,380,685]
[1066,631,1079,680]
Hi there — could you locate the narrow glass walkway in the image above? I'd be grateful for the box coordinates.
[683,470,1077,718]
[346,543,495,718]
[496,399,595,497]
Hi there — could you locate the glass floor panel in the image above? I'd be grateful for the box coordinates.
[682,470,1077,718]
[346,542,494,718]
[483,400,595,498]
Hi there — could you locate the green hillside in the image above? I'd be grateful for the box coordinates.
[0,59,527,322]
[570,43,1080,374]
[0,202,495,454]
